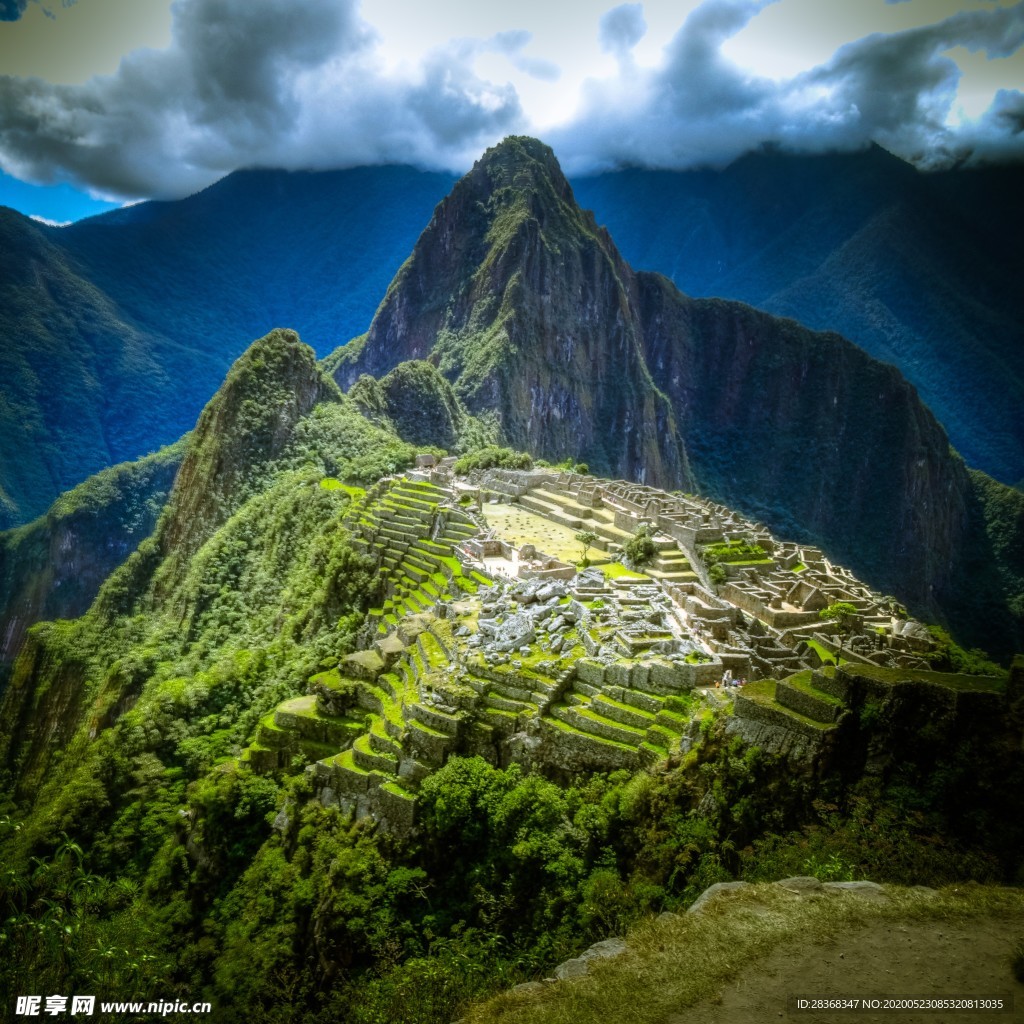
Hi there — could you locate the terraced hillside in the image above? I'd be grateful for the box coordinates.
[235,466,1007,837]
[240,473,729,831]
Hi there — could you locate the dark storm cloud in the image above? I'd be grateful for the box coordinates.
[0,0,1021,197]
[0,0,29,21]
[799,4,1024,165]
[0,0,524,198]
[553,0,1024,173]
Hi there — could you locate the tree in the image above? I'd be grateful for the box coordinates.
[624,525,656,568]
[819,602,860,663]
[575,530,597,567]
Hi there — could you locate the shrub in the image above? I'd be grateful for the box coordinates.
[452,446,532,474]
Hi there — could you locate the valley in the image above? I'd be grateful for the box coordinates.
[2,0,1022,1017]
[0,325,1019,1024]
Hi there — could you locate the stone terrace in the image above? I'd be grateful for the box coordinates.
[240,467,958,833]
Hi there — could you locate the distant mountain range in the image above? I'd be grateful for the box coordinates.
[331,137,1023,657]
[0,165,456,529]
[1,144,1021,530]
[572,146,1024,491]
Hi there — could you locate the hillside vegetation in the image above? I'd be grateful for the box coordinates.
[574,146,1024,486]
[1,328,1021,1024]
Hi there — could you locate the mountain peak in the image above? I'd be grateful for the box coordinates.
[156,329,331,575]
[332,136,691,487]
[470,135,569,191]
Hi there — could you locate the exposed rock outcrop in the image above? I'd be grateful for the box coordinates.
[333,136,691,489]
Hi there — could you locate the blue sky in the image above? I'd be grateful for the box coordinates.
[1,0,1021,222]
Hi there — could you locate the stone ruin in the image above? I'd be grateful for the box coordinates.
[241,466,978,836]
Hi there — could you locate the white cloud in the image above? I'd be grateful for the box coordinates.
[0,0,524,198]
[550,0,1024,172]
[0,0,1021,201]
[599,4,648,60]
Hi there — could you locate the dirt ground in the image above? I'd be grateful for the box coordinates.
[671,913,1024,1024]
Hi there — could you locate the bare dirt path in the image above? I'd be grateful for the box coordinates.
[672,913,1024,1024]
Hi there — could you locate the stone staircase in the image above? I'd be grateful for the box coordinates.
[350,478,491,629]
[544,662,698,769]
[645,545,698,584]
[242,694,366,773]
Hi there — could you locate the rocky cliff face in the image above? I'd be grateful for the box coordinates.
[334,137,691,488]
[329,137,1020,653]
[634,279,973,613]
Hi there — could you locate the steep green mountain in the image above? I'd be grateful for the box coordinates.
[332,137,1023,656]
[333,138,692,488]
[572,147,1024,487]
[0,207,188,530]
[0,166,454,526]
[0,441,184,682]
[372,360,492,451]
[0,328,411,801]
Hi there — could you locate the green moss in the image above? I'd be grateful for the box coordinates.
[319,478,364,496]
[380,780,416,801]
[840,663,1006,694]
[544,715,638,752]
[739,680,835,732]
[806,639,848,666]
[782,671,844,706]
[407,718,449,739]
[573,705,647,737]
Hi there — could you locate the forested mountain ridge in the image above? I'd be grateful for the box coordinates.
[0,143,1020,527]
[573,147,1024,487]
[0,166,455,527]
[0,324,1020,1024]
[2,138,1021,664]
[0,440,184,683]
